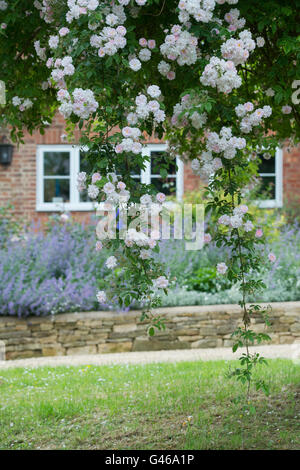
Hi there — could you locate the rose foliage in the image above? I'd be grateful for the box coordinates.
[1,0,300,394]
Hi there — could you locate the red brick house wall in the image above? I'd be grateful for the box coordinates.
[0,114,300,223]
[0,113,84,223]
[283,144,300,204]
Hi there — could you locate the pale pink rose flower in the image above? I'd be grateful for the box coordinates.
[92,172,102,183]
[268,253,276,263]
[156,192,166,203]
[148,239,157,249]
[204,233,212,243]
[244,102,254,112]
[148,40,156,49]
[217,262,228,274]
[255,229,263,238]
[155,276,169,289]
[106,256,117,269]
[96,291,106,303]
[115,144,123,154]
[116,26,126,36]
[139,38,147,47]
[228,24,237,32]
[244,221,254,232]
[59,27,69,37]
[218,214,231,225]
[117,181,126,190]
[95,241,103,251]
[46,58,53,68]
[224,13,233,22]
[182,94,190,102]
[282,105,292,114]
[140,249,151,260]
[167,71,176,80]
[60,213,69,222]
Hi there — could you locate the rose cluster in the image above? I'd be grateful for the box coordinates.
[221,30,256,66]
[223,7,245,32]
[235,102,272,133]
[65,0,100,23]
[47,56,75,86]
[177,0,215,24]
[115,85,165,156]
[58,87,98,119]
[34,0,54,23]
[171,94,207,130]
[160,25,198,68]
[218,205,254,232]
[12,96,33,112]
[90,25,127,57]
[191,151,223,179]
[200,57,242,93]
[206,127,246,159]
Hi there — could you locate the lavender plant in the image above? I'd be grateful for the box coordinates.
[0,217,108,316]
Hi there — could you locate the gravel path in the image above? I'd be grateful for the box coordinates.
[0,344,299,370]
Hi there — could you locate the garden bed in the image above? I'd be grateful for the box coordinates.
[0,302,299,360]
[1,214,300,317]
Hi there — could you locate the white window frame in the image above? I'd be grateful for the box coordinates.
[36,145,95,212]
[256,147,283,209]
[142,144,184,201]
[36,143,184,212]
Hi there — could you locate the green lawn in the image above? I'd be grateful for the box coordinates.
[0,359,299,450]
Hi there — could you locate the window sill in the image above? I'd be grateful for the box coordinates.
[255,199,283,209]
[36,203,97,212]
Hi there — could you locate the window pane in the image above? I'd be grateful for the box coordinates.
[151,176,177,196]
[44,179,70,203]
[79,189,91,203]
[44,152,70,176]
[130,164,142,179]
[79,152,92,202]
[256,176,276,200]
[257,154,275,174]
[80,151,93,174]
[151,151,176,176]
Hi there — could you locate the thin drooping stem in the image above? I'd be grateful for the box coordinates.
[228,167,251,398]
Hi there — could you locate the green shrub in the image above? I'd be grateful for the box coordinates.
[0,203,24,248]
[186,266,232,293]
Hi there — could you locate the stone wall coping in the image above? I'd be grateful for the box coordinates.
[1,301,300,324]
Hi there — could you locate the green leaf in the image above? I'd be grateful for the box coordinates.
[148,327,155,337]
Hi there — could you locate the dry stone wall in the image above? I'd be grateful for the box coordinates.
[0,303,299,360]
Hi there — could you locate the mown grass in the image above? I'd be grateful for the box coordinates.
[0,359,299,450]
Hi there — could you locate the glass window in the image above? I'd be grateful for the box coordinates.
[79,151,92,203]
[37,144,184,210]
[254,148,283,208]
[130,162,142,181]
[150,151,177,196]
[256,153,276,201]
[43,151,70,203]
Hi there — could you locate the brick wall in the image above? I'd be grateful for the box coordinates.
[283,144,300,204]
[0,114,203,223]
[1,115,300,223]
[0,114,83,222]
